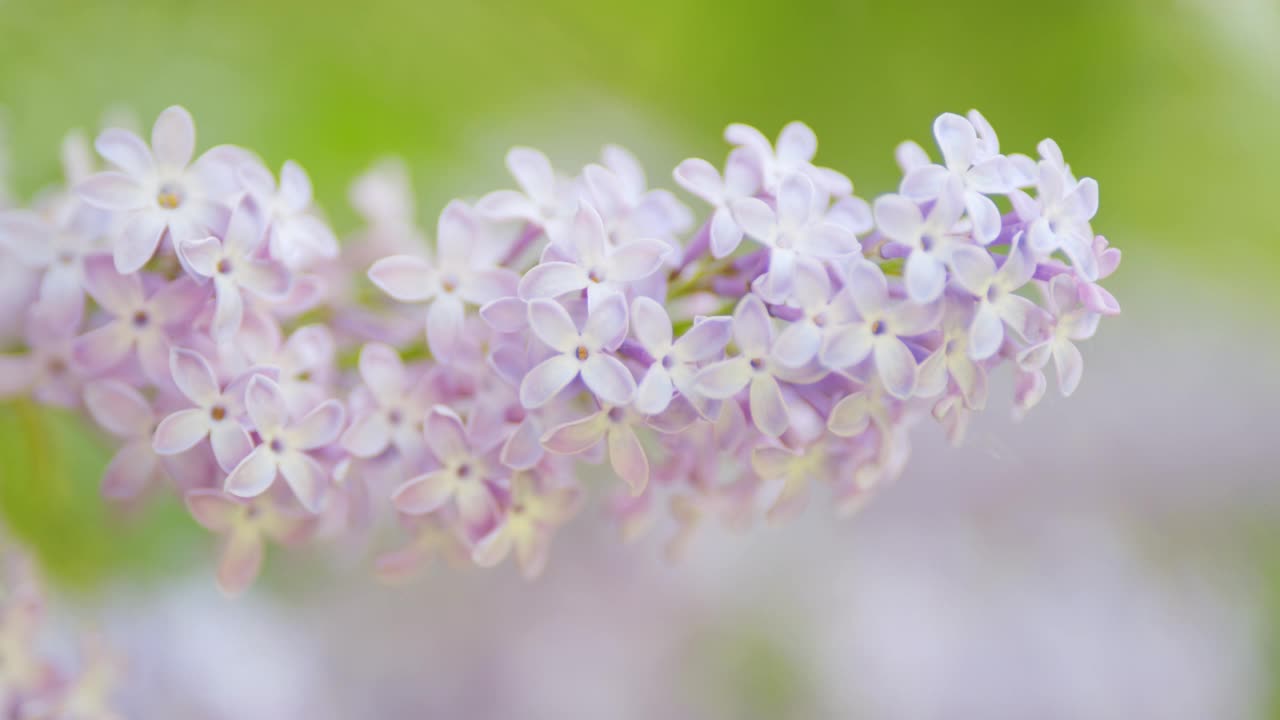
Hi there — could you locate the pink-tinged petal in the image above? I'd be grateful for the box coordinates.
[0,355,36,397]
[210,423,252,472]
[607,424,649,495]
[948,244,995,295]
[581,354,636,406]
[567,203,608,267]
[178,236,221,277]
[225,446,277,498]
[279,160,313,212]
[456,482,497,526]
[965,191,1002,245]
[81,253,144,313]
[1061,232,1100,282]
[541,411,609,454]
[150,275,209,325]
[94,128,152,177]
[749,374,788,437]
[635,365,675,415]
[820,324,873,369]
[507,147,556,204]
[423,406,468,462]
[934,112,977,169]
[904,251,946,304]
[211,281,245,342]
[476,190,539,221]
[238,260,291,299]
[460,268,518,306]
[216,531,264,597]
[435,200,474,267]
[0,211,54,266]
[244,375,288,434]
[800,222,857,258]
[471,524,513,568]
[392,470,454,515]
[875,339,918,399]
[526,298,579,353]
[777,121,817,164]
[33,266,84,330]
[631,296,672,356]
[846,260,888,314]
[357,343,405,404]
[480,297,527,334]
[728,197,776,241]
[828,392,871,437]
[71,323,133,375]
[995,294,1040,342]
[1053,340,1084,397]
[693,357,751,399]
[673,316,733,363]
[672,158,722,202]
[900,164,950,200]
[606,239,669,283]
[151,106,195,168]
[724,146,764,196]
[368,255,436,302]
[278,452,329,513]
[733,293,772,358]
[773,321,821,368]
[426,294,465,359]
[152,409,209,455]
[341,412,392,458]
[101,440,158,499]
[873,194,924,242]
[519,355,579,408]
[501,418,544,470]
[224,197,266,255]
[291,399,345,449]
[518,261,589,301]
[968,303,1004,361]
[76,172,146,210]
[113,212,168,274]
[709,207,744,258]
[776,173,814,229]
[84,379,152,437]
[582,292,629,349]
[185,489,240,532]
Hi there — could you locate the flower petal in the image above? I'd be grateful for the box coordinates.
[934,112,977,170]
[828,392,871,437]
[340,412,392,459]
[672,158,722,203]
[95,128,153,177]
[1053,339,1084,397]
[519,355,579,408]
[608,424,649,495]
[392,470,454,515]
[518,261,588,300]
[290,399,345,450]
[728,197,776,242]
[873,194,924,242]
[732,294,772,358]
[426,294,465,360]
[76,172,146,210]
[968,303,1005,361]
[152,106,196,168]
[278,452,329,513]
[773,321,821,368]
[423,405,468,462]
[84,379,152,437]
[630,296,673,357]
[948,244,995,295]
[71,323,133,376]
[152,409,210,455]
[606,239,669,283]
[114,212,169,274]
[210,423,253,472]
[581,354,636,406]
[693,357,751,399]
[904,250,946,304]
[216,531,264,597]
[582,292,629,349]
[875,339,918,399]
[81,253,144,313]
[749,374,789,437]
[672,316,733,363]
[100,440,158,500]
[634,365,675,416]
[368,255,437,302]
[541,411,609,454]
[225,446,277,498]
[709,207,744,258]
[507,147,556,205]
[184,489,240,532]
[244,375,288,434]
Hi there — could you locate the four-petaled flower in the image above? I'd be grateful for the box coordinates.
[151,348,255,471]
[472,470,582,578]
[519,295,635,408]
[693,294,791,437]
[630,296,732,416]
[185,489,313,596]
[391,406,500,526]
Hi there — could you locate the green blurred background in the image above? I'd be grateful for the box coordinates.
[0,0,1277,711]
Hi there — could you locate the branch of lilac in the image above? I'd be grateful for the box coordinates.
[0,107,1120,594]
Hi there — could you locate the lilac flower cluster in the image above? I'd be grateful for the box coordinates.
[0,543,121,717]
[0,107,1120,592]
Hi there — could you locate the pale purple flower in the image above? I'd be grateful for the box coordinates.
[1011,157,1100,280]
[178,197,291,342]
[518,203,669,309]
[71,255,208,386]
[584,145,693,250]
[151,348,253,471]
[915,306,988,410]
[542,405,651,494]
[185,489,312,596]
[340,342,438,460]
[899,111,1013,244]
[693,294,791,437]
[239,159,338,268]
[730,173,859,301]
[390,406,500,526]
[724,121,853,197]
[476,147,575,231]
[0,205,105,329]
[751,440,842,524]
[224,375,345,512]
[630,296,732,416]
[821,262,940,399]
[471,470,582,578]
[771,257,855,368]
[672,147,763,258]
[369,201,518,360]
[75,106,236,273]
[83,379,163,499]
[948,232,1041,360]
[872,180,966,304]
[1017,275,1101,397]
[519,294,635,408]
[0,318,82,408]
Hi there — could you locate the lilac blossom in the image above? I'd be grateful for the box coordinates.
[0,104,1122,588]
